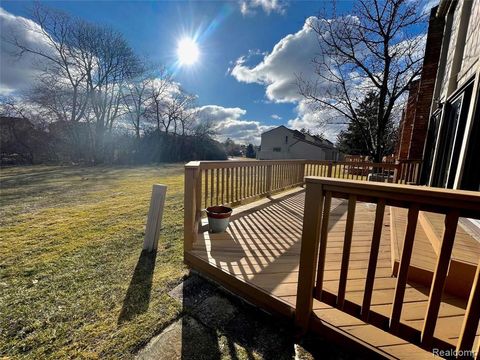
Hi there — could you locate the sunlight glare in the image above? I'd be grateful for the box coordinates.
[177,37,199,66]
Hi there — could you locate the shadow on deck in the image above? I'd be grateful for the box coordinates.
[184,188,480,359]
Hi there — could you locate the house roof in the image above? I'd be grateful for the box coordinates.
[261,125,336,150]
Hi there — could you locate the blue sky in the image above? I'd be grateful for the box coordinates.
[0,0,432,144]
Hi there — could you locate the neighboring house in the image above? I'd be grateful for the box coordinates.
[256,126,339,161]
[397,1,480,190]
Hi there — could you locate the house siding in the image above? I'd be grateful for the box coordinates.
[399,0,480,190]
[257,126,338,160]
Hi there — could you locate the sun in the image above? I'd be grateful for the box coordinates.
[177,37,199,66]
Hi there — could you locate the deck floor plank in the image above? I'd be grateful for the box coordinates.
[188,189,480,357]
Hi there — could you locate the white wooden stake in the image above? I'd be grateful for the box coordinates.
[143,184,167,252]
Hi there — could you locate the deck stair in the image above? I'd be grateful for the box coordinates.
[390,208,480,298]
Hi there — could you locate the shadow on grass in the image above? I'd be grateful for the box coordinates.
[118,250,156,324]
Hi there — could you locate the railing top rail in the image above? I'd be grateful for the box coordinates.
[186,159,417,170]
[195,159,307,169]
[305,177,480,217]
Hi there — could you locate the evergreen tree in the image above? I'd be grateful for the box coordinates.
[336,92,398,159]
[245,144,256,158]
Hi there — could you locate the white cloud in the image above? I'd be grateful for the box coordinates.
[239,0,287,16]
[230,16,345,140]
[230,17,320,103]
[195,105,273,144]
[287,102,346,142]
[270,114,281,120]
[0,8,53,95]
[421,0,439,14]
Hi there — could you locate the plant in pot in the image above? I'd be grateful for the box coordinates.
[206,205,233,233]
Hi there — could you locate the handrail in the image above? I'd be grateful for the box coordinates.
[184,159,422,252]
[295,177,480,354]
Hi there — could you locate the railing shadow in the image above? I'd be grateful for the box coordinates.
[118,250,156,324]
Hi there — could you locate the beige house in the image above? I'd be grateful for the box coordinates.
[256,125,339,161]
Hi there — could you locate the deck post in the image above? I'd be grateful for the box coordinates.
[266,163,273,196]
[184,162,200,252]
[456,260,480,355]
[327,162,333,178]
[393,162,399,183]
[295,179,324,335]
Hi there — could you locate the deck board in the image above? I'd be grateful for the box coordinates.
[187,188,479,358]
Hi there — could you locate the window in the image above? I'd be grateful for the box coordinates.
[273,147,281,152]
[431,82,473,188]
[421,111,441,184]
[285,136,288,144]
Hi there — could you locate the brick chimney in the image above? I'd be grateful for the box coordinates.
[396,7,445,161]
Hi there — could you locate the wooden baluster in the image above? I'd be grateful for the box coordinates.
[251,165,254,196]
[266,164,272,195]
[314,191,332,299]
[337,195,357,309]
[246,166,249,197]
[295,181,324,334]
[456,260,480,355]
[390,204,420,332]
[210,169,214,206]
[252,166,256,196]
[216,168,220,205]
[421,210,460,347]
[226,168,230,204]
[235,167,239,202]
[280,164,283,188]
[221,168,225,204]
[231,167,235,202]
[248,166,252,197]
[240,166,244,200]
[361,199,386,320]
[204,169,208,208]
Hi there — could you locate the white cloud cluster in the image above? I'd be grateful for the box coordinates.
[0,7,53,95]
[239,0,287,16]
[230,16,344,140]
[195,105,273,144]
[231,17,319,103]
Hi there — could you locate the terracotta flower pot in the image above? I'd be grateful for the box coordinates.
[206,206,232,233]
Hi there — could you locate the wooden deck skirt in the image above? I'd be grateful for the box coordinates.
[183,161,480,359]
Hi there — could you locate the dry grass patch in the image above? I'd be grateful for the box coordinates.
[0,164,187,359]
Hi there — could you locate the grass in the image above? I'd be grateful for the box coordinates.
[0,164,188,359]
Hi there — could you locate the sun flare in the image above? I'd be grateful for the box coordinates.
[177,37,199,66]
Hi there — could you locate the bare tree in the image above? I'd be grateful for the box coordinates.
[7,4,140,163]
[146,73,173,133]
[7,4,90,124]
[298,0,425,161]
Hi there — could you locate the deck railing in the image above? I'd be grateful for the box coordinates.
[295,177,480,354]
[184,159,421,251]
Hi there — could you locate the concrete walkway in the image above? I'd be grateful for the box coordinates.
[136,272,362,360]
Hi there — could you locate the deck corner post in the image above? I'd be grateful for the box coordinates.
[184,162,200,252]
[295,180,324,335]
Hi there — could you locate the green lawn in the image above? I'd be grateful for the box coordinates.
[0,164,187,359]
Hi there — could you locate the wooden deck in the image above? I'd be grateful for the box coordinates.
[185,188,480,359]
